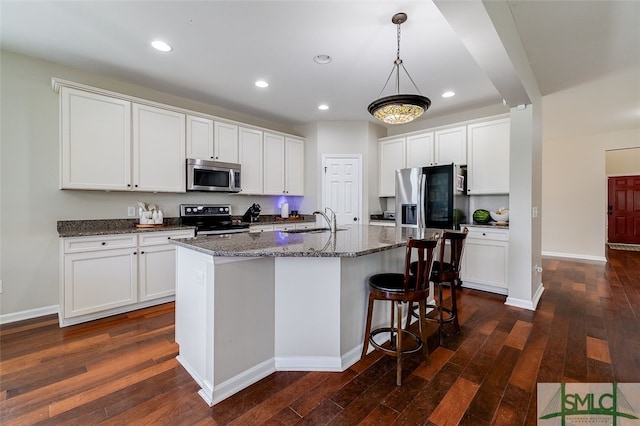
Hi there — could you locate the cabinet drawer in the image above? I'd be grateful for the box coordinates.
[138,230,194,246]
[64,234,137,253]
[250,225,274,233]
[463,227,509,241]
[273,223,296,231]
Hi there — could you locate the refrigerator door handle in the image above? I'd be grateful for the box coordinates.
[418,173,427,229]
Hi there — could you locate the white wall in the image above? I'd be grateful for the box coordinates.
[0,50,299,317]
[297,121,386,223]
[606,147,640,176]
[542,67,640,260]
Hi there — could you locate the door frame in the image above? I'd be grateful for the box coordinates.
[321,154,363,226]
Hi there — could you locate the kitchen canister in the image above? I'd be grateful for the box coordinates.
[281,202,289,218]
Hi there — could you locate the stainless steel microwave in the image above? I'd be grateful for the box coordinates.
[186,159,241,192]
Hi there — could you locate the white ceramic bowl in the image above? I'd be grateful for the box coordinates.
[490,210,509,222]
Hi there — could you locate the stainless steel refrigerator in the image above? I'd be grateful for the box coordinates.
[395,164,469,230]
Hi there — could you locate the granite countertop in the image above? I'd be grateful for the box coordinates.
[57,218,195,237]
[463,222,510,229]
[238,215,315,226]
[169,225,442,258]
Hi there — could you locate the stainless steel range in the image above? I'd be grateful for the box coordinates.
[179,204,250,236]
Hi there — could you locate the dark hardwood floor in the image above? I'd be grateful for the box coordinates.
[2,248,639,425]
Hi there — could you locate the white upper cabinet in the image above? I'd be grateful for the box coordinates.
[285,137,304,196]
[132,103,186,193]
[213,121,238,163]
[379,137,406,197]
[55,80,304,194]
[434,126,467,165]
[467,117,510,194]
[263,132,285,195]
[186,115,214,160]
[60,87,132,190]
[406,132,434,168]
[238,127,264,194]
[263,133,304,195]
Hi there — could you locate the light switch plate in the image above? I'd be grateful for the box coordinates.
[127,206,137,217]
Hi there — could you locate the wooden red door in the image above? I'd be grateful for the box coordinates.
[608,175,640,244]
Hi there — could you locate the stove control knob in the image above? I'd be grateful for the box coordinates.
[186,208,192,213]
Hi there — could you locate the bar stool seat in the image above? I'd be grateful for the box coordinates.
[361,235,439,385]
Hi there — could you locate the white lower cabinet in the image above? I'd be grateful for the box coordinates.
[63,243,137,318]
[460,226,509,295]
[250,222,315,233]
[60,229,194,326]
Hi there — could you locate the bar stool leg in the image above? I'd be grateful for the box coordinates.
[438,283,445,346]
[451,283,460,333]
[396,301,403,386]
[360,295,375,360]
[418,299,429,358]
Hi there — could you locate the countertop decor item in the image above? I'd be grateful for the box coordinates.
[490,208,509,223]
[367,12,431,125]
[472,209,491,224]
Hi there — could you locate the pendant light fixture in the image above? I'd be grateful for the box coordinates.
[368,12,431,125]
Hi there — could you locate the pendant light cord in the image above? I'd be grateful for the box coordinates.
[375,17,423,98]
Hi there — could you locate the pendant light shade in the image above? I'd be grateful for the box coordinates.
[368,13,431,125]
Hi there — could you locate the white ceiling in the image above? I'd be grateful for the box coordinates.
[1,0,638,128]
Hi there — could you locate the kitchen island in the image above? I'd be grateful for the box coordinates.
[170,225,434,406]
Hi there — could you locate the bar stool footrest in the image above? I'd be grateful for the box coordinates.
[369,327,423,356]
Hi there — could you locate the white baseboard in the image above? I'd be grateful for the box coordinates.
[0,305,59,325]
[505,284,544,311]
[210,359,276,406]
[542,251,607,263]
[275,355,343,371]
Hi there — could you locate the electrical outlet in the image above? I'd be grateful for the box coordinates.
[0,279,3,294]
[127,206,137,217]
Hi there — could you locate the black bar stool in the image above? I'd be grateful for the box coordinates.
[360,235,439,385]
[411,228,468,346]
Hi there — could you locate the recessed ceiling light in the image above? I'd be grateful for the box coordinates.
[255,80,269,88]
[313,54,332,65]
[151,40,172,52]
[318,104,329,111]
[442,91,455,98]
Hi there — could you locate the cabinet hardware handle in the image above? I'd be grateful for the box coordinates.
[134,251,137,255]
[101,242,106,245]
[134,184,138,188]
[482,233,486,236]
[127,184,131,187]
[141,251,145,254]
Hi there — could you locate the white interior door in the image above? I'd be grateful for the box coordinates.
[323,155,362,226]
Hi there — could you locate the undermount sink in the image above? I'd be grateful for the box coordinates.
[283,227,347,234]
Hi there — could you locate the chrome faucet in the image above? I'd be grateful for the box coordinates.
[325,207,337,233]
[313,207,337,233]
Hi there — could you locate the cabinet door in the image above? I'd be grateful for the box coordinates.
[263,133,285,195]
[64,248,137,318]
[406,132,434,167]
[379,138,405,196]
[186,115,214,160]
[238,127,263,194]
[467,118,510,194]
[138,244,178,301]
[132,104,186,192]
[60,87,131,190]
[214,121,238,163]
[285,137,304,195]
[435,126,466,165]
[461,238,509,289]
